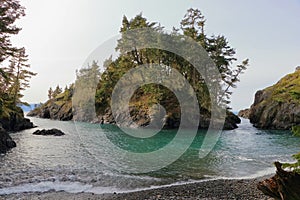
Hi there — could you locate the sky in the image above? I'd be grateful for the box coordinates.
[12,0,300,111]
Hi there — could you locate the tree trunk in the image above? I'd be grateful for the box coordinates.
[257,162,300,200]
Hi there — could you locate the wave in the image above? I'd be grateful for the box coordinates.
[0,167,275,196]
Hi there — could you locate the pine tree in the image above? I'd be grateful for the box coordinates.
[52,85,62,98]
[48,87,53,99]
[0,0,25,63]
[5,48,36,105]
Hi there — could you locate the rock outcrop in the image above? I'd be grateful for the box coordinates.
[238,108,250,119]
[0,106,34,153]
[0,125,16,153]
[28,94,73,121]
[248,69,300,129]
[33,129,65,136]
[92,107,240,130]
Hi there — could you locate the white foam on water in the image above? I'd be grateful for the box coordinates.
[0,181,93,195]
[0,167,276,195]
[203,167,275,181]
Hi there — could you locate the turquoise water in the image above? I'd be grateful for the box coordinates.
[0,117,300,194]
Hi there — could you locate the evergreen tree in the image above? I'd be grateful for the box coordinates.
[52,85,62,98]
[5,48,36,105]
[48,87,53,99]
[180,8,248,106]
[0,0,25,63]
[0,0,35,118]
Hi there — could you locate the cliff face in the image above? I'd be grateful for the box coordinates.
[28,90,73,121]
[249,69,300,129]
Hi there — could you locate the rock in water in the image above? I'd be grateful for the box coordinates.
[0,125,16,153]
[248,69,300,129]
[33,129,65,136]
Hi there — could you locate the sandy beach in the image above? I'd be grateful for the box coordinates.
[1,176,272,200]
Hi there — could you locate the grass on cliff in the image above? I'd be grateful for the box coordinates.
[267,70,300,103]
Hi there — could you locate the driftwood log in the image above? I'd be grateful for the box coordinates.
[257,162,300,200]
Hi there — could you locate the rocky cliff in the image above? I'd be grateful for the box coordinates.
[0,107,35,153]
[27,91,73,121]
[248,68,300,129]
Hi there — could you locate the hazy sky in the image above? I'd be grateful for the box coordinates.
[13,0,300,111]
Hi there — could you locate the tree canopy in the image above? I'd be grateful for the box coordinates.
[93,9,248,120]
[0,0,36,118]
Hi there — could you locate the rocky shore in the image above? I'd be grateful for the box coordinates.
[2,176,271,200]
[28,98,241,130]
[0,107,35,153]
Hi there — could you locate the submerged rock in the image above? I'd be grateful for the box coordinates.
[33,129,65,136]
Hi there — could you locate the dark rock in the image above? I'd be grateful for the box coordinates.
[33,129,65,136]
[0,107,35,132]
[238,108,250,119]
[93,107,240,130]
[0,124,16,153]
[224,111,241,130]
[0,106,35,153]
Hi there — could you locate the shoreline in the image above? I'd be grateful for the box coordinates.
[2,175,273,200]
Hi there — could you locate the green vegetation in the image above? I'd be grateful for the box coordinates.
[282,125,300,173]
[0,0,36,120]
[283,152,300,173]
[269,70,300,104]
[292,125,300,137]
[29,84,73,121]
[92,9,248,119]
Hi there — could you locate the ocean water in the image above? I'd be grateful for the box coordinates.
[0,117,300,195]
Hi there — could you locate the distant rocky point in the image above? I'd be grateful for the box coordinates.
[238,109,250,119]
[247,68,300,129]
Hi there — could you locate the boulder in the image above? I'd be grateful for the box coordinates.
[33,128,65,136]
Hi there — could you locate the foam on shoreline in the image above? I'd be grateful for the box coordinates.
[0,167,275,196]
